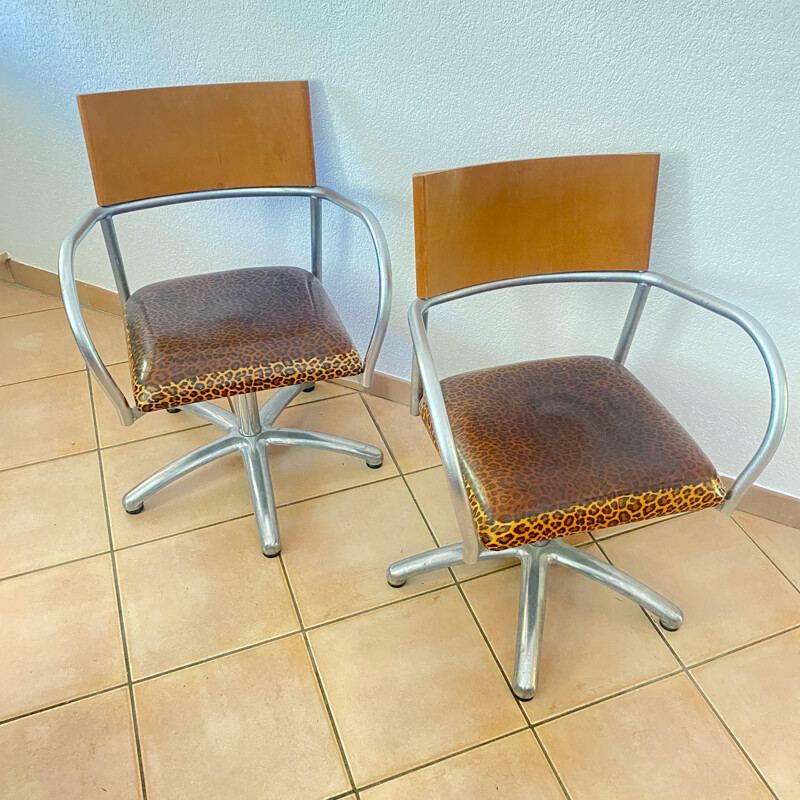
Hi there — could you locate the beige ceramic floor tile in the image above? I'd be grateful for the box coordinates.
[0,556,126,721]
[363,395,440,473]
[93,363,209,448]
[0,372,96,471]
[280,478,449,625]
[538,674,771,800]
[0,452,108,579]
[603,510,800,664]
[102,426,254,548]
[463,545,678,722]
[269,393,398,505]
[593,515,678,540]
[134,636,350,800]
[0,307,126,386]
[693,627,800,799]
[291,380,353,405]
[361,730,564,799]
[407,466,590,580]
[735,511,800,589]
[0,688,142,800]
[0,282,62,318]
[117,517,299,678]
[309,587,525,785]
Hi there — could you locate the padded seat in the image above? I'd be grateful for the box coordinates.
[421,356,725,550]
[125,266,363,411]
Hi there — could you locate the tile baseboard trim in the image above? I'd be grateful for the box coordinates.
[720,476,800,530]
[4,256,797,530]
[1,256,123,316]
[337,372,410,405]
[0,252,12,283]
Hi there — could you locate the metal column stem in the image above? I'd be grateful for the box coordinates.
[121,387,383,557]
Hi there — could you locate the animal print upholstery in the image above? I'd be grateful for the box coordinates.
[419,356,725,550]
[125,266,363,411]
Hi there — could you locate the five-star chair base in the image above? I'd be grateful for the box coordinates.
[122,384,383,556]
[387,536,683,700]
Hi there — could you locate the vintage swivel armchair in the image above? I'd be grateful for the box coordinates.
[59,81,391,556]
[386,154,787,699]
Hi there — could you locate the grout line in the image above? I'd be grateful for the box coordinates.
[86,372,149,800]
[112,513,259,553]
[400,463,442,479]
[530,727,573,800]
[590,513,685,543]
[0,446,98,477]
[0,305,65,321]
[683,669,780,799]
[0,357,129,393]
[592,537,781,800]
[358,392,573,797]
[686,622,800,670]
[731,515,800,594]
[303,583,451,632]
[530,670,683,729]
[131,629,301,685]
[0,683,128,727]
[353,727,528,795]
[97,420,214,451]
[0,367,86,390]
[0,549,111,584]
[276,554,360,798]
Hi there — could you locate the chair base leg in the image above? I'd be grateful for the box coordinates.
[121,385,383,555]
[386,538,683,701]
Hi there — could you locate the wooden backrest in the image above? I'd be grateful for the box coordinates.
[413,153,660,298]
[77,81,316,206]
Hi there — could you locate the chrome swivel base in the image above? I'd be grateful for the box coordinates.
[387,538,683,700]
[122,384,383,556]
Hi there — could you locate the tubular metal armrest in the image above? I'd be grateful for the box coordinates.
[409,270,788,560]
[58,186,392,427]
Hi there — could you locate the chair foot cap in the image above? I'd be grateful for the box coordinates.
[302,384,315,393]
[660,619,681,632]
[367,461,383,469]
[166,408,181,414]
[125,504,144,515]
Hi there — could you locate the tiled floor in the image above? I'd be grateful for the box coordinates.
[1,279,799,799]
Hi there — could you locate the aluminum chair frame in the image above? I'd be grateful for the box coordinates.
[60,186,391,556]
[388,270,787,699]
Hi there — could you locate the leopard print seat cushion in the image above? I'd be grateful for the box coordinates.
[420,356,725,550]
[125,266,363,411]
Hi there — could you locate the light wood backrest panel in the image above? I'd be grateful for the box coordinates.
[77,81,316,205]
[413,153,660,298]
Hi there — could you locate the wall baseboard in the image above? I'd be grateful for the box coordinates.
[2,256,123,315]
[4,257,798,529]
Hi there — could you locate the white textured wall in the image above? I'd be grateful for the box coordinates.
[1,1,798,496]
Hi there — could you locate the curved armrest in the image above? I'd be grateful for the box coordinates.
[641,272,788,512]
[409,299,481,563]
[412,270,788,549]
[58,207,141,426]
[320,188,392,388]
[59,185,391,424]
